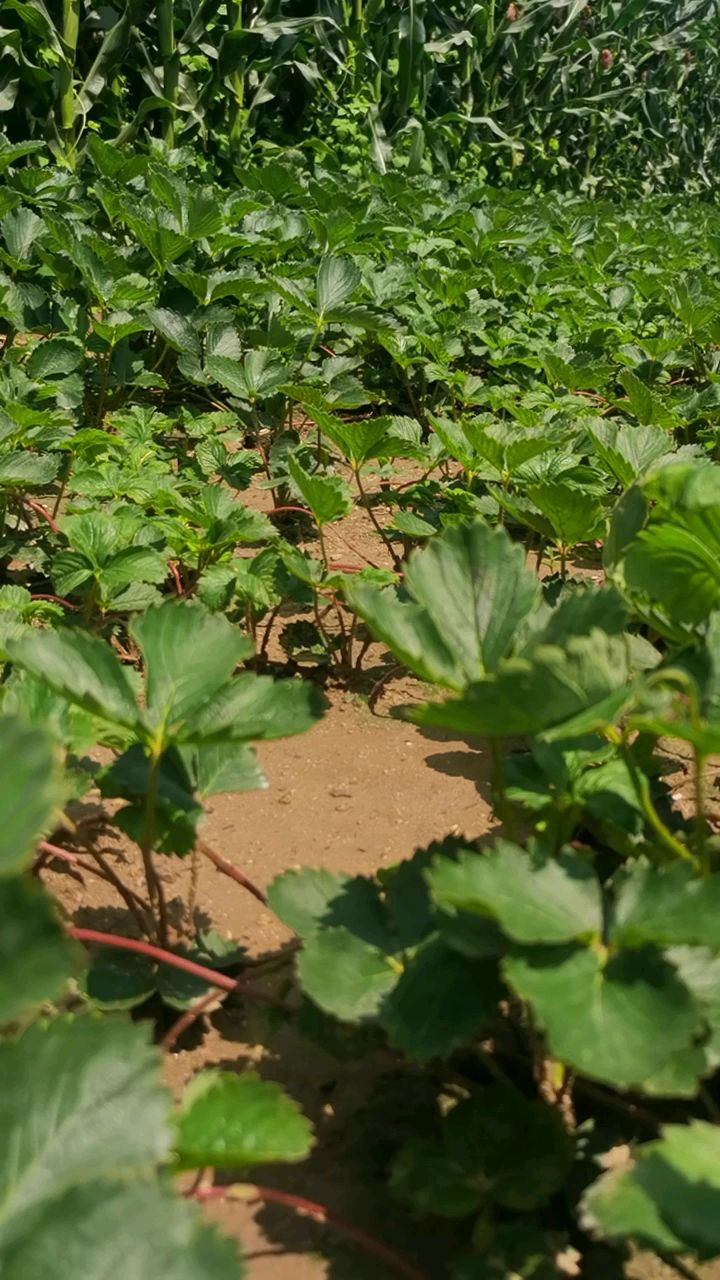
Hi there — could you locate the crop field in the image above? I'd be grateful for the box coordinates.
[4,3,720,1279]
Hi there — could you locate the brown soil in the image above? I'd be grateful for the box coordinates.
[42,463,719,1280]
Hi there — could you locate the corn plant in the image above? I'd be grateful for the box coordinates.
[2,0,720,185]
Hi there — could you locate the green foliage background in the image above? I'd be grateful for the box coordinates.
[2,0,719,187]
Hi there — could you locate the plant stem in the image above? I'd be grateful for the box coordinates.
[312,587,335,654]
[259,603,282,657]
[161,987,229,1050]
[23,497,60,535]
[92,846,155,931]
[489,739,516,839]
[316,520,329,571]
[31,593,78,610]
[198,839,268,906]
[473,1042,516,1089]
[141,751,169,945]
[59,0,80,160]
[51,471,69,520]
[486,0,497,46]
[69,927,239,989]
[95,345,113,427]
[573,1077,660,1133]
[608,729,698,868]
[226,1,246,144]
[158,0,179,146]
[193,1184,429,1280]
[354,466,402,569]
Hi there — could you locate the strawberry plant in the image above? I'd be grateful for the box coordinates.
[271,472,720,1276]
[0,714,316,1279]
[5,81,720,1277]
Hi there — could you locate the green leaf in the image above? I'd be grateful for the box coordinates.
[51,551,93,597]
[191,671,325,745]
[206,350,287,401]
[0,1018,170,1247]
[0,878,76,1021]
[0,1181,243,1280]
[588,420,671,487]
[390,1135,482,1218]
[345,581,463,690]
[27,336,84,381]
[409,632,632,741]
[392,1085,574,1218]
[58,510,117,564]
[270,867,394,950]
[316,255,360,316]
[0,451,60,488]
[188,741,267,797]
[504,946,698,1088]
[0,141,44,174]
[526,482,605,547]
[83,948,156,1010]
[130,601,253,738]
[103,547,168,596]
[157,955,216,1009]
[381,938,501,1061]
[613,864,720,949]
[175,1070,313,1170]
[619,1122,720,1255]
[347,520,538,690]
[619,370,658,427]
[297,927,398,1022]
[268,867,354,939]
[1,207,44,260]
[0,717,60,874]
[147,307,200,356]
[403,521,539,678]
[291,394,395,470]
[624,524,720,627]
[391,512,436,539]
[288,453,353,526]
[6,627,139,729]
[196,564,237,612]
[429,842,602,945]
[582,1120,720,1257]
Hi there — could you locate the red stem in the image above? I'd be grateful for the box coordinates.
[198,840,267,906]
[267,505,311,517]
[194,1185,428,1280]
[23,497,60,534]
[161,988,229,1050]
[39,839,151,927]
[31,593,78,609]
[37,840,80,867]
[68,927,238,990]
[168,561,184,595]
[328,562,362,573]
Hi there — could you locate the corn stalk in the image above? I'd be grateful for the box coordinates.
[57,0,80,160]
[158,0,180,145]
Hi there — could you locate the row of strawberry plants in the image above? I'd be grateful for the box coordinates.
[4,456,720,1276]
[2,139,720,669]
[3,135,720,1276]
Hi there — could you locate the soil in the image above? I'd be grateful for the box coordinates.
[41,462,720,1280]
